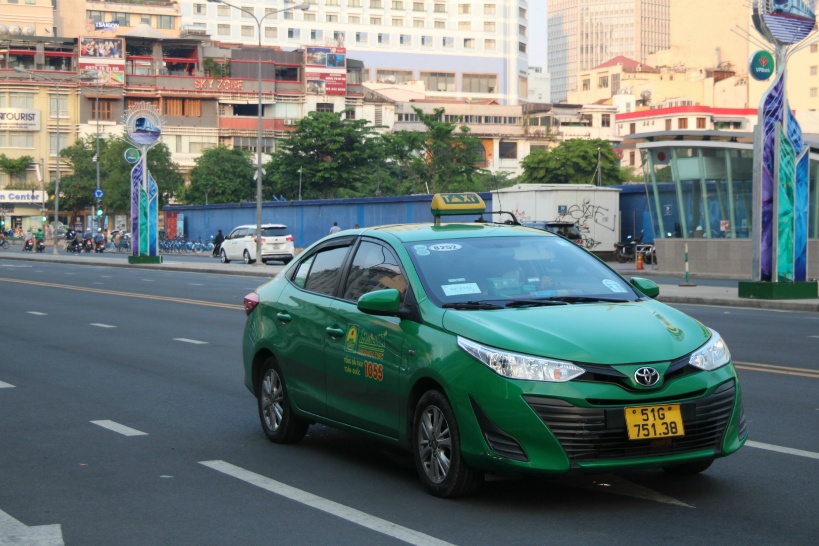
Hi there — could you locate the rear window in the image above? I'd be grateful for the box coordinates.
[260,227,290,237]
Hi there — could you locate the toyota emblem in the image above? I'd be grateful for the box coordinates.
[634,367,661,387]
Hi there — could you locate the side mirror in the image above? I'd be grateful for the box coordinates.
[358,288,404,317]
[630,277,660,299]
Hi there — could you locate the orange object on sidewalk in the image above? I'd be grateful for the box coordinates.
[636,251,644,270]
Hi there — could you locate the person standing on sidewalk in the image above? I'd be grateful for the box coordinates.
[329,222,341,234]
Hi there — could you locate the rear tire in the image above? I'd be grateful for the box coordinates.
[257,358,309,443]
[412,390,482,498]
[663,459,713,475]
[243,250,254,264]
[614,248,629,263]
[220,249,230,263]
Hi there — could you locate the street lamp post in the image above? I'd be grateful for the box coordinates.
[207,0,309,265]
[14,67,96,254]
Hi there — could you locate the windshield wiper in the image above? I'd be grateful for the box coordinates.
[545,296,629,304]
[504,299,569,308]
[442,300,504,310]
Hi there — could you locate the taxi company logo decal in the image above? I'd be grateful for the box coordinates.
[634,367,661,387]
[345,325,386,360]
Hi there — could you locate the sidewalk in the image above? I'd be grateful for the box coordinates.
[2,247,819,312]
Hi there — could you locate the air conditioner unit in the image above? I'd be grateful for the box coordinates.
[283,120,296,126]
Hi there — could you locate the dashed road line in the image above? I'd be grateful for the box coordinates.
[90,323,116,328]
[0,380,15,388]
[90,420,148,437]
[200,460,454,546]
[27,311,47,316]
[173,338,208,345]
[747,440,819,460]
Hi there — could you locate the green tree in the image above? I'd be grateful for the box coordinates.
[0,154,35,188]
[385,107,485,194]
[183,145,256,204]
[266,111,384,200]
[520,139,623,186]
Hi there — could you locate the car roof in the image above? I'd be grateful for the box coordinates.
[362,221,553,244]
[231,224,288,230]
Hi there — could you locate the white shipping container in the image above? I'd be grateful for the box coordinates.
[490,184,621,252]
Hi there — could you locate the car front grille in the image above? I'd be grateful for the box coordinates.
[523,380,738,463]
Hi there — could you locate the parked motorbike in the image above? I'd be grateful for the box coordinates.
[93,233,106,253]
[22,237,34,251]
[83,232,94,253]
[36,239,45,253]
[613,231,643,263]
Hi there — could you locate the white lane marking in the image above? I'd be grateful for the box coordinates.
[0,380,15,388]
[173,338,208,345]
[90,323,116,328]
[189,283,205,286]
[579,475,693,508]
[27,311,47,316]
[747,440,819,460]
[141,279,154,282]
[200,460,455,546]
[91,420,148,437]
[0,508,64,546]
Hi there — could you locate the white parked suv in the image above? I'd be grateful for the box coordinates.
[220,223,294,265]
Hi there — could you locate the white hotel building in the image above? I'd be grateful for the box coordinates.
[180,0,531,105]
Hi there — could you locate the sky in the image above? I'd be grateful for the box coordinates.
[529,1,548,69]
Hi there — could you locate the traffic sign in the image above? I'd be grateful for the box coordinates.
[94,188,104,199]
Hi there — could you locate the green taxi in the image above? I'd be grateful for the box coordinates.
[242,193,747,497]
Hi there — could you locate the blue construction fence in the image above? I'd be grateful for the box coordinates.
[164,185,683,250]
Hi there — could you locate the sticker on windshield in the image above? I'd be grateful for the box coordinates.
[603,279,628,293]
[415,249,430,256]
[442,283,481,296]
[413,245,427,250]
[428,243,462,252]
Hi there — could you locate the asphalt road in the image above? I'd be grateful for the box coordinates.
[1,260,817,545]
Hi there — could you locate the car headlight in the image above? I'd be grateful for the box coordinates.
[458,337,585,382]
[689,329,731,371]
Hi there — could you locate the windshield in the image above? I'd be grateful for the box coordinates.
[404,235,639,308]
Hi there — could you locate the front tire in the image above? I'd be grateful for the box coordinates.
[614,247,629,263]
[412,390,482,498]
[220,249,230,263]
[258,358,309,443]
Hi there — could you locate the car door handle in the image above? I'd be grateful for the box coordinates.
[326,326,345,338]
[276,312,292,323]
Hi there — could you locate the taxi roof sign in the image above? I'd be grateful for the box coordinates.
[430,193,486,224]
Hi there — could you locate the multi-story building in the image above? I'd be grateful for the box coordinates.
[548,0,671,102]
[57,0,181,40]
[179,0,531,105]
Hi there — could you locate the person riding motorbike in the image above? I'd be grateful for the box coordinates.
[34,228,45,252]
[212,229,225,257]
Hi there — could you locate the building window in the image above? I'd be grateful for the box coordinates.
[91,99,114,121]
[582,79,590,91]
[484,39,495,50]
[519,25,527,37]
[392,1,404,8]
[217,5,231,16]
[422,35,433,46]
[87,10,103,22]
[400,34,412,45]
[265,27,277,39]
[370,0,383,7]
[434,3,446,13]
[370,17,382,25]
[629,151,636,166]
[462,74,497,93]
[110,13,130,26]
[499,141,517,159]
[217,24,230,36]
[157,16,174,29]
[434,20,445,29]
[598,76,609,88]
[141,14,152,25]
[812,66,818,76]
[47,132,66,154]
[665,119,672,131]
[414,19,425,27]
[241,26,254,37]
[378,33,390,44]
[163,98,202,117]
[678,118,688,129]
[484,3,496,14]
[304,13,316,22]
[421,71,455,92]
[326,14,339,22]
[629,122,636,134]
[264,8,278,19]
[11,93,34,110]
[392,18,404,26]
[458,21,471,31]
[311,29,324,41]
[518,42,527,54]
[443,37,454,47]
[356,32,368,43]
[602,114,611,128]
[811,87,818,98]
[696,117,707,129]
[377,69,413,83]
[349,15,360,24]
[288,28,301,39]
[413,2,425,11]
[348,0,361,6]
[812,44,818,53]
[464,38,475,48]
[316,103,334,113]
[484,21,495,32]
[459,3,471,14]
[194,3,207,15]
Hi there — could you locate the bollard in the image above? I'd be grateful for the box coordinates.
[636,250,644,270]
[679,242,697,287]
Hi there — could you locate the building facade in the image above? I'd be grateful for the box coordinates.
[547,0,671,102]
[179,0,531,105]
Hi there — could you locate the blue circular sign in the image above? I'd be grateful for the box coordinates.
[94,188,104,199]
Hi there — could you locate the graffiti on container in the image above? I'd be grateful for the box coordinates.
[556,200,615,249]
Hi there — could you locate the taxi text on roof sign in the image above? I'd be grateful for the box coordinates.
[430,193,486,222]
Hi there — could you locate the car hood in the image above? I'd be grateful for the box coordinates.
[441,300,710,365]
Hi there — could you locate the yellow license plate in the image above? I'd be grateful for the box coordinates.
[625,404,685,440]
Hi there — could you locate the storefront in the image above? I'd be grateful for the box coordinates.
[0,190,50,237]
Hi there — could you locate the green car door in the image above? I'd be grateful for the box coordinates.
[323,240,408,437]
